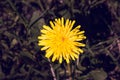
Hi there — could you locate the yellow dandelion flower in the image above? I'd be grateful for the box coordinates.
[38,17,86,64]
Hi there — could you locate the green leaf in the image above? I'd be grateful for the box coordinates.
[90,69,107,80]
[58,9,71,19]
[28,11,45,28]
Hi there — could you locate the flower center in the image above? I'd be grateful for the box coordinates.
[62,37,65,42]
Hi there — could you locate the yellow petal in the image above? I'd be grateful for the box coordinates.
[52,55,57,62]
[78,49,84,53]
[50,21,55,29]
[45,49,53,58]
[61,17,64,27]
[41,29,48,33]
[71,52,78,59]
[70,54,75,60]
[59,55,62,63]
[43,25,52,31]
[66,58,70,63]
[65,19,69,27]
[41,46,49,50]
[77,43,86,47]
[77,31,85,34]
[68,20,74,31]
[38,36,47,39]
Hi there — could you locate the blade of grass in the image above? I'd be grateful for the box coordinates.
[7,0,28,27]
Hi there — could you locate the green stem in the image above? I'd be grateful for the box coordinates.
[67,63,72,80]
[48,59,57,80]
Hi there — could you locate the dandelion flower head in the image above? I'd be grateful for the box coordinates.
[38,17,86,63]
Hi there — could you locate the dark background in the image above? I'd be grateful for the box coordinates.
[0,0,120,80]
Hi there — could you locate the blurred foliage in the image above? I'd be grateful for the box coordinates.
[0,0,120,80]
